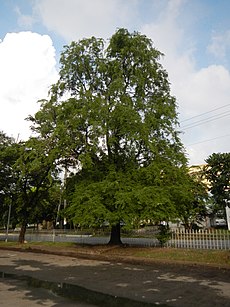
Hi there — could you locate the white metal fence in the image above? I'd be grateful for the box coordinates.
[167,229,230,250]
[1,228,230,250]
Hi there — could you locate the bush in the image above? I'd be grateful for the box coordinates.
[156,224,171,247]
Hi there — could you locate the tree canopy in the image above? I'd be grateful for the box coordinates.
[14,137,60,242]
[205,152,230,214]
[0,131,60,242]
[30,28,189,244]
[0,132,19,226]
[170,166,208,229]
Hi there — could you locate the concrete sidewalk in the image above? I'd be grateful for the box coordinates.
[0,249,230,306]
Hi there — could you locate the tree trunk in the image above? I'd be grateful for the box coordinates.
[183,218,191,230]
[184,223,190,230]
[18,221,27,243]
[108,223,122,245]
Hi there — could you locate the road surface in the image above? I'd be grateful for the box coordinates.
[0,249,230,306]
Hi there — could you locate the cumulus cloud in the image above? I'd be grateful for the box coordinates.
[34,0,139,42]
[0,31,58,140]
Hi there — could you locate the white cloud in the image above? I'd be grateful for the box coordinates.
[14,6,35,28]
[0,31,58,140]
[34,0,139,42]
[140,0,230,165]
[207,30,230,59]
[178,65,230,164]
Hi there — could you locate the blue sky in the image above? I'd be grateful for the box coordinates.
[0,0,230,165]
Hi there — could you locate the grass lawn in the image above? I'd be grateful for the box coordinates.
[133,248,230,266]
[0,241,229,268]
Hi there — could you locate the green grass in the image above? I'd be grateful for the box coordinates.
[0,241,76,248]
[135,248,230,266]
[0,241,229,267]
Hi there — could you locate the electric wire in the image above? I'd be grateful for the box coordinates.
[186,133,230,147]
[180,104,230,149]
[180,110,230,130]
[180,103,230,123]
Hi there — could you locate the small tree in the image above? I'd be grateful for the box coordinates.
[156,224,171,247]
[0,132,19,228]
[205,153,230,217]
[170,167,209,229]
[14,137,58,243]
[0,131,62,241]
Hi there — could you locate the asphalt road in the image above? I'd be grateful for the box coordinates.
[0,277,94,307]
[0,249,230,306]
[1,233,230,249]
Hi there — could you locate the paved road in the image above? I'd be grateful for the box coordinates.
[0,277,94,307]
[1,233,160,247]
[0,250,230,306]
[1,233,230,249]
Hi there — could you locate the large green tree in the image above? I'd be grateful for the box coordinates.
[30,29,187,244]
[205,152,230,215]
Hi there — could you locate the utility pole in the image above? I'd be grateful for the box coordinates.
[55,166,68,229]
[5,202,11,242]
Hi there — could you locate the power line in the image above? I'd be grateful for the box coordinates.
[186,133,230,147]
[180,104,230,150]
[180,111,230,130]
[180,103,230,123]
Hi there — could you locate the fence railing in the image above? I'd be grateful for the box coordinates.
[1,228,230,250]
[167,229,230,250]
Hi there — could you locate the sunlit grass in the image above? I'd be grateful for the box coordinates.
[0,241,229,267]
[134,248,230,266]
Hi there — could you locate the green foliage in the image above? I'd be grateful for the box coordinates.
[0,131,60,241]
[0,132,19,195]
[30,29,186,168]
[14,137,59,225]
[205,152,230,212]
[169,166,209,229]
[0,132,20,227]
[156,224,172,247]
[65,162,183,230]
[30,29,188,243]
